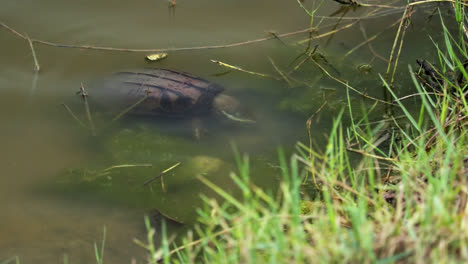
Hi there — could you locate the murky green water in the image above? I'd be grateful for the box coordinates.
[0,0,454,262]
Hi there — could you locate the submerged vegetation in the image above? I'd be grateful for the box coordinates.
[134,2,468,264]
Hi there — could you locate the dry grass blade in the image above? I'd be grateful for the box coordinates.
[211,60,279,79]
[111,95,148,123]
[101,164,153,172]
[143,162,181,187]
[384,6,412,85]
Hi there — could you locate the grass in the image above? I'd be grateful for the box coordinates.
[133,2,468,263]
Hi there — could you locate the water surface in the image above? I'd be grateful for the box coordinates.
[0,0,453,262]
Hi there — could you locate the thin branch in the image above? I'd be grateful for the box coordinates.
[79,83,96,136]
[101,164,153,172]
[61,103,89,129]
[1,19,359,54]
[26,34,40,72]
[211,60,279,79]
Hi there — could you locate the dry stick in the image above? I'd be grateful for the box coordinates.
[0,19,294,52]
[390,7,412,88]
[384,6,409,83]
[111,95,149,122]
[143,162,181,187]
[25,35,40,72]
[211,60,279,80]
[79,83,96,136]
[0,4,450,55]
[0,20,26,39]
[0,19,357,54]
[61,103,89,129]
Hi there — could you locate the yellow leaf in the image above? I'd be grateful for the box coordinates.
[146,53,168,61]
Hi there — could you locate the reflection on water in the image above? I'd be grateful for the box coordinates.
[0,0,452,262]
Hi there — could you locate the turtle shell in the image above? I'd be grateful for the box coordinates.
[89,68,224,117]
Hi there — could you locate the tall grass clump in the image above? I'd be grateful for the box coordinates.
[139,5,468,264]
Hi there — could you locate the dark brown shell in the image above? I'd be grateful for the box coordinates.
[90,68,224,117]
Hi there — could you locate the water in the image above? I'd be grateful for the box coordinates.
[0,0,454,262]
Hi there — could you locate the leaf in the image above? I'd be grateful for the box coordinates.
[146,53,168,61]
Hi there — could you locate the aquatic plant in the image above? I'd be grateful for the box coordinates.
[134,2,468,263]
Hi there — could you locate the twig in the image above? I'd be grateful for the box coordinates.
[390,7,412,88]
[79,83,96,136]
[211,60,279,80]
[143,162,181,187]
[61,103,89,129]
[0,19,362,54]
[0,19,311,53]
[101,164,153,172]
[384,6,411,84]
[111,95,149,122]
[0,20,26,39]
[26,34,40,72]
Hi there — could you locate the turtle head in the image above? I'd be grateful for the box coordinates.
[213,94,240,114]
[213,94,256,124]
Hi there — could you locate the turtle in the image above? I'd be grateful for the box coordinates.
[83,68,252,137]
[89,69,240,117]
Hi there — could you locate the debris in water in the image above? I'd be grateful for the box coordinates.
[145,53,168,62]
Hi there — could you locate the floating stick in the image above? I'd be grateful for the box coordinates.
[211,60,279,80]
